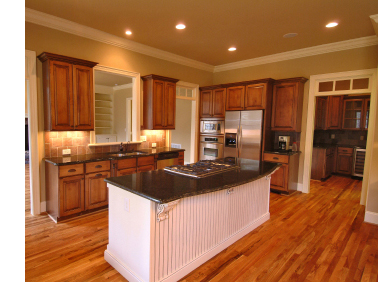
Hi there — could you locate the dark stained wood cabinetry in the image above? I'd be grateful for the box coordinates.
[38,52,98,131]
[59,175,85,217]
[271,78,307,132]
[314,97,328,130]
[342,97,370,130]
[336,147,353,175]
[200,88,226,118]
[263,153,300,194]
[226,86,245,111]
[326,96,343,129]
[142,74,179,129]
[311,147,336,181]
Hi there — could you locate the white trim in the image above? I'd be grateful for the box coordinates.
[26,50,40,215]
[214,36,378,73]
[40,201,46,213]
[370,14,378,22]
[25,8,214,73]
[92,65,141,144]
[176,81,199,163]
[113,83,133,91]
[364,211,378,225]
[302,69,377,199]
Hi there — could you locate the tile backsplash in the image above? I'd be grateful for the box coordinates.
[313,130,367,147]
[44,130,166,157]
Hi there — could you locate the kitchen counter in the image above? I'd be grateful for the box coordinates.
[104,158,279,204]
[44,147,185,166]
[264,150,300,156]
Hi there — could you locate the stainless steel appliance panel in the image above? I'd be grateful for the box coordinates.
[352,147,366,177]
[199,134,224,160]
[200,120,224,134]
[224,111,240,158]
[239,110,263,160]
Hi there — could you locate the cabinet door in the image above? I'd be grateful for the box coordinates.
[153,80,165,129]
[49,60,74,131]
[59,174,85,217]
[117,167,137,176]
[164,82,176,129]
[244,83,266,110]
[326,96,343,129]
[325,154,334,178]
[270,164,288,191]
[73,65,94,130]
[271,83,298,131]
[342,99,364,130]
[336,155,352,175]
[137,164,155,172]
[212,88,226,117]
[200,90,213,117]
[314,97,327,130]
[226,86,245,111]
[85,171,110,210]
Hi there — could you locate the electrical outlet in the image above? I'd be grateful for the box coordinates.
[152,143,156,148]
[140,135,147,142]
[62,149,71,155]
[124,198,130,212]
[331,134,335,139]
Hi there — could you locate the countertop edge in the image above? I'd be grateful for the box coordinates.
[105,163,281,204]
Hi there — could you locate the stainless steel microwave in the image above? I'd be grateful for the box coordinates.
[200,120,224,134]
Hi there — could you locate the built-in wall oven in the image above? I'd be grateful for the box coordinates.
[199,135,224,160]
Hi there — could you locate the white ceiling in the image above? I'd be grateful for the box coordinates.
[25,0,378,66]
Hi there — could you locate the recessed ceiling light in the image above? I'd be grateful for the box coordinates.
[283,33,298,38]
[125,30,132,35]
[176,24,186,30]
[326,22,338,28]
[228,47,236,51]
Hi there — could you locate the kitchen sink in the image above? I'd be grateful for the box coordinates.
[110,151,147,157]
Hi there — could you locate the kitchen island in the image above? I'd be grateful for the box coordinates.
[104,158,280,282]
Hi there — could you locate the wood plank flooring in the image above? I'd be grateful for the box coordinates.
[25,167,378,281]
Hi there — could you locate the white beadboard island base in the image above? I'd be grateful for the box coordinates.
[105,175,272,282]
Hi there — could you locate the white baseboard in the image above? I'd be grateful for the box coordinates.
[40,201,46,213]
[297,183,303,192]
[364,211,378,225]
[105,213,270,282]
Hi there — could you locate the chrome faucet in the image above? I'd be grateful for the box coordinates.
[119,142,123,151]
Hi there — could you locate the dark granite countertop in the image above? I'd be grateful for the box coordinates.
[264,150,300,156]
[44,147,185,166]
[104,158,280,204]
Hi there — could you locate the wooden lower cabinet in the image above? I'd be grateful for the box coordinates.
[263,152,300,194]
[117,167,137,176]
[336,147,353,175]
[311,147,336,181]
[59,174,85,217]
[46,161,110,222]
[85,171,110,210]
[178,151,184,165]
[137,164,155,172]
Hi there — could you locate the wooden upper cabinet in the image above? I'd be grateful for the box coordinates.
[271,77,307,132]
[244,83,267,110]
[314,97,328,130]
[142,74,179,129]
[326,96,343,130]
[38,52,98,131]
[342,97,370,130]
[199,88,225,118]
[226,86,245,111]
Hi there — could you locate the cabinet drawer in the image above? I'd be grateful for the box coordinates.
[137,164,155,172]
[263,153,289,164]
[118,158,137,170]
[337,147,353,155]
[59,163,84,177]
[138,156,155,167]
[85,160,110,173]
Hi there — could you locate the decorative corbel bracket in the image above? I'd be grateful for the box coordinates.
[157,199,180,222]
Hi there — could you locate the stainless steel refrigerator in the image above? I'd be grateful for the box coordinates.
[224,110,263,161]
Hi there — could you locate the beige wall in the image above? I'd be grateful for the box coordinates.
[113,87,133,142]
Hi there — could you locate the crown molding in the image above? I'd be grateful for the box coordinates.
[25,8,214,72]
[214,36,378,73]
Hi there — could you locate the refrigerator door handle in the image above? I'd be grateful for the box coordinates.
[239,125,242,158]
[236,124,240,158]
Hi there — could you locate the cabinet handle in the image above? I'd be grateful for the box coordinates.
[95,165,102,168]
[95,173,103,177]
[273,157,279,160]
[68,169,76,172]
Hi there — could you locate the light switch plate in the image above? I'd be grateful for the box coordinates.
[62,149,71,155]
[331,134,335,139]
[152,143,156,148]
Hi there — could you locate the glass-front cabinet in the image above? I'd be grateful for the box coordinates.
[342,97,370,130]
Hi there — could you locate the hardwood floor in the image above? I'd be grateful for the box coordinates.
[25,170,378,281]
